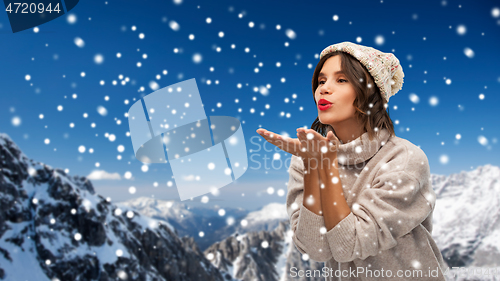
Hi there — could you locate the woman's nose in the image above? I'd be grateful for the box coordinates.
[320,85,332,95]
[319,81,333,95]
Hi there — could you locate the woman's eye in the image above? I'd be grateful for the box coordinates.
[319,79,347,85]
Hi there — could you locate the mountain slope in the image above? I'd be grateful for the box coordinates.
[431,164,500,269]
[119,197,249,251]
[0,133,231,281]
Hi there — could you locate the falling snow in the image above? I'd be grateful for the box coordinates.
[0,1,496,239]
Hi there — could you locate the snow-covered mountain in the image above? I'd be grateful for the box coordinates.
[118,197,249,251]
[431,164,500,271]
[0,133,233,281]
[120,196,327,281]
[202,220,325,281]
[225,202,289,233]
[120,198,290,252]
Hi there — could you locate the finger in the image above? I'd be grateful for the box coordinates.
[300,131,318,152]
[258,129,282,140]
[256,128,269,136]
[256,128,266,134]
[257,129,277,141]
[326,132,340,151]
[301,130,315,142]
[329,132,340,145]
[326,132,334,147]
[296,132,304,146]
[328,131,338,141]
[305,129,327,142]
[327,131,334,140]
[298,131,307,142]
[260,134,286,149]
[306,129,322,138]
[304,129,314,138]
[267,133,283,140]
[297,133,309,151]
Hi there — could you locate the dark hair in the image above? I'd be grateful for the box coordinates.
[310,51,395,141]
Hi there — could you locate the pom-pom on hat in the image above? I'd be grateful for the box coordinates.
[319,41,404,103]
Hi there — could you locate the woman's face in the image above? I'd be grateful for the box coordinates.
[315,55,358,127]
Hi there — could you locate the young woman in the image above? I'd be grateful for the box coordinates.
[256,42,449,280]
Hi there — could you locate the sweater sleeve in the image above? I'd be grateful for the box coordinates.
[286,155,335,262]
[324,168,433,262]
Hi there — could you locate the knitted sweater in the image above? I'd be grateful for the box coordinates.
[286,128,449,281]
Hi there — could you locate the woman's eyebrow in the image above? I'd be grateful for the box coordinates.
[318,70,345,77]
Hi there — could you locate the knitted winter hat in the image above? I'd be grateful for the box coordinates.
[319,41,404,103]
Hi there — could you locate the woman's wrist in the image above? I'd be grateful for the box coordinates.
[301,157,313,173]
[302,158,322,216]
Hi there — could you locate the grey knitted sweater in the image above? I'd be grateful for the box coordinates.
[286,128,449,280]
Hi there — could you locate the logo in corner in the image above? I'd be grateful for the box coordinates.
[4,0,80,33]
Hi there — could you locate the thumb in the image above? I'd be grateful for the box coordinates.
[327,131,339,146]
[329,131,339,141]
[327,131,335,140]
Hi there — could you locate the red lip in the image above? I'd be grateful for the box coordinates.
[318,99,333,111]
[318,99,332,105]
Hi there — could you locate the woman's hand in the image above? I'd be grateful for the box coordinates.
[296,128,340,164]
[255,128,340,163]
[255,128,310,160]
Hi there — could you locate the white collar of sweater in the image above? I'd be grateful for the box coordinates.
[326,127,392,165]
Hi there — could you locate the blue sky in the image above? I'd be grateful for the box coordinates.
[1,0,499,211]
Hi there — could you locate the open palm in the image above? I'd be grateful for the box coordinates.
[256,128,339,161]
[255,128,310,160]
